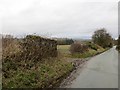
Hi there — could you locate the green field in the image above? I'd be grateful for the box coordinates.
[57,45,70,53]
[57,45,72,57]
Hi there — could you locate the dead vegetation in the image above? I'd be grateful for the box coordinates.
[2,35,73,88]
[70,42,88,54]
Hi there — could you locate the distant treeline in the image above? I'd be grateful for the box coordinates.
[56,38,74,45]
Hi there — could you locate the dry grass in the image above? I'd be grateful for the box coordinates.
[3,56,73,88]
[2,35,73,88]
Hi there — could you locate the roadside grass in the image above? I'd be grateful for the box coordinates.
[3,44,107,88]
[3,56,73,88]
[57,45,105,58]
[71,49,105,58]
[3,43,108,88]
[2,37,74,88]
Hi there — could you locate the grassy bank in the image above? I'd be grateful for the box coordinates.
[71,48,105,58]
[57,45,106,58]
[2,35,74,88]
[3,56,73,88]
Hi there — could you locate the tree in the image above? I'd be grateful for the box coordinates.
[92,28,113,48]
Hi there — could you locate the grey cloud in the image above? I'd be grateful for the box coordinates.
[1,0,118,39]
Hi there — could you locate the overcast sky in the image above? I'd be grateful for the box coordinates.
[0,0,118,39]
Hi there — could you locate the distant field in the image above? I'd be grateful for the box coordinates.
[57,45,70,54]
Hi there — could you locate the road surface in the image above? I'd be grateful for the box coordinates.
[66,47,118,88]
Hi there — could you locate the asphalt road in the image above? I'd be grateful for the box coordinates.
[68,47,118,88]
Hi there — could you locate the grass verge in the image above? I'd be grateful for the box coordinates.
[71,48,105,58]
[57,45,106,58]
[3,57,73,88]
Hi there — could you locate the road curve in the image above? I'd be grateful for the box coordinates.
[67,47,118,88]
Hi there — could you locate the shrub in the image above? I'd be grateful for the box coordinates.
[70,43,88,54]
[86,42,98,51]
[2,35,72,88]
[21,35,57,60]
